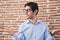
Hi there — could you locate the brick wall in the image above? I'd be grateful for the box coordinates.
[0,0,60,40]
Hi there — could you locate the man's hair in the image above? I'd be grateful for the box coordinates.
[24,2,39,15]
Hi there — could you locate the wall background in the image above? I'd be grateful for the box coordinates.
[0,0,60,40]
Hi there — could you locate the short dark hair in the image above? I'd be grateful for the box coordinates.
[24,2,39,15]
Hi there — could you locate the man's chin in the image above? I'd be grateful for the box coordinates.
[27,17,33,19]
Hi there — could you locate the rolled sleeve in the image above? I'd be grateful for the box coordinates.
[13,33,26,40]
[12,23,26,40]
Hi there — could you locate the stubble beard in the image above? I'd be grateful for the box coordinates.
[27,16,34,19]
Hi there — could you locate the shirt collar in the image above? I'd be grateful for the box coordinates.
[26,19,41,24]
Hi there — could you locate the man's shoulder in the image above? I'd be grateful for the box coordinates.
[19,20,28,27]
[38,20,48,27]
[39,20,47,24]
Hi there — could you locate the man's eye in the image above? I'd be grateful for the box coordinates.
[23,9,31,12]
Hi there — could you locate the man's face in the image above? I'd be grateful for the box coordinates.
[24,6,35,19]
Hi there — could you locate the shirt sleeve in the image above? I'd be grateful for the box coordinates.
[44,24,53,40]
[12,23,26,40]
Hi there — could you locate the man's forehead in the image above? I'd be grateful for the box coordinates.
[25,6,31,9]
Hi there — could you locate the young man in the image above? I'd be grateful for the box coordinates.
[9,2,53,40]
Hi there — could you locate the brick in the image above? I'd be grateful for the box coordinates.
[49,15,60,19]
[49,0,60,1]
[55,35,60,38]
[19,0,47,2]
[57,9,60,13]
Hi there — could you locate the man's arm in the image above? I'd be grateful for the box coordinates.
[13,23,26,40]
[13,32,26,40]
[44,24,53,40]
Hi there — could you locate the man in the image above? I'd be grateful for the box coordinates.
[8,2,53,40]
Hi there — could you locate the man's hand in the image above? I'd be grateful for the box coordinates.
[51,29,60,35]
[4,27,15,36]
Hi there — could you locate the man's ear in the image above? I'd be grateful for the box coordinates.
[34,10,38,15]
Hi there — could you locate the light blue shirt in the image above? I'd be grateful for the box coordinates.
[13,20,53,40]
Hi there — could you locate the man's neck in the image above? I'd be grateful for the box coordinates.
[29,17,37,24]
